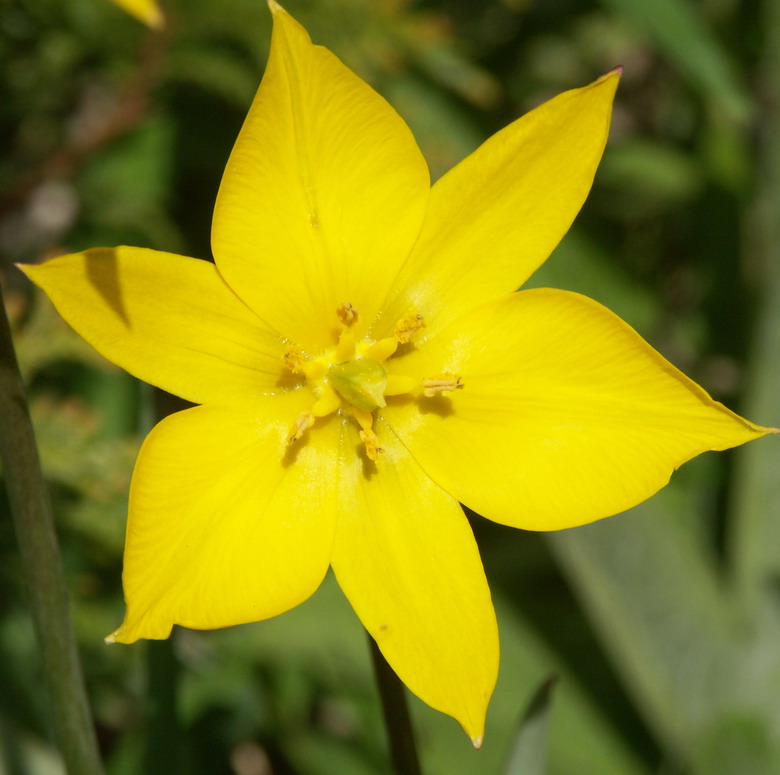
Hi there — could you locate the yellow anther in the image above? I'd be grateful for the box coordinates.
[335,328,356,362]
[337,302,359,327]
[394,313,425,344]
[363,337,398,362]
[282,346,307,373]
[360,428,382,461]
[312,385,341,417]
[385,374,418,396]
[421,375,463,397]
[288,412,314,443]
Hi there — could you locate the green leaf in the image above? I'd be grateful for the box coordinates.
[503,676,557,775]
[547,486,735,761]
[548,482,780,773]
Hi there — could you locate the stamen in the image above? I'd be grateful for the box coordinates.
[312,385,341,417]
[335,328,356,362]
[302,360,326,381]
[352,408,374,432]
[422,375,463,397]
[352,409,383,461]
[337,302,359,328]
[394,313,424,344]
[282,346,307,373]
[363,337,398,362]
[384,374,418,396]
[287,412,314,444]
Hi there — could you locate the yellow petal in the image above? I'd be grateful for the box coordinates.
[384,289,775,531]
[20,247,286,405]
[330,420,498,742]
[109,394,340,643]
[109,0,163,27]
[212,3,430,350]
[373,71,620,341]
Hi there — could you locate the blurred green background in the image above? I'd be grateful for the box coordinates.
[2,0,780,773]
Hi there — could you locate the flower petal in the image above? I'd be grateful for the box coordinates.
[110,0,163,27]
[109,394,340,643]
[384,289,775,530]
[20,247,286,405]
[373,71,619,341]
[212,3,430,350]
[330,420,498,743]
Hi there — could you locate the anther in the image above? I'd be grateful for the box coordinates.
[282,346,307,373]
[288,412,314,443]
[421,375,463,397]
[359,428,382,461]
[337,302,359,328]
[394,313,424,344]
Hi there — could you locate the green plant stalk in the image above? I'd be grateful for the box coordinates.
[367,633,423,775]
[0,292,105,775]
[142,388,189,775]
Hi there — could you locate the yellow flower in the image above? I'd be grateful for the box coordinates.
[109,0,163,27]
[21,2,775,744]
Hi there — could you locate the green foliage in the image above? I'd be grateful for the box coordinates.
[1,0,779,774]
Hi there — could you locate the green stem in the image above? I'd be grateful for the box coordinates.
[367,633,423,775]
[141,388,190,775]
[144,638,184,775]
[0,292,104,775]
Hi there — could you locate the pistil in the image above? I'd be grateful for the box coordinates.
[283,305,462,461]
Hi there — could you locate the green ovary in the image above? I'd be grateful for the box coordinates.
[328,359,388,412]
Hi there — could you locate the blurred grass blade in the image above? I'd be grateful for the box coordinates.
[547,492,736,766]
[598,0,749,122]
[0,292,104,775]
[730,0,780,619]
[503,675,557,775]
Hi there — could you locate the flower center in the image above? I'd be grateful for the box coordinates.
[283,303,463,461]
[328,359,387,412]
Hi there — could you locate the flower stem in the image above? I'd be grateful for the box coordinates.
[0,292,104,775]
[367,632,423,775]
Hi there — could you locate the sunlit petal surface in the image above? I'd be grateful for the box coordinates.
[373,71,619,341]
[110,394,340,643]
[20,247,286,405]
[331,421,498,744]
[212,3,430,350]
[384,289,774,530]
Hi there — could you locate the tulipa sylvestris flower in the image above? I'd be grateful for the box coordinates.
[109,0,162,27]
[21,2,775,745]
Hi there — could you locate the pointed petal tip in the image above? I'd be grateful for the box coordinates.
[611,65,624,77]
[471,735,484,750]
[267,0,283,14]
[104,631,117,644]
